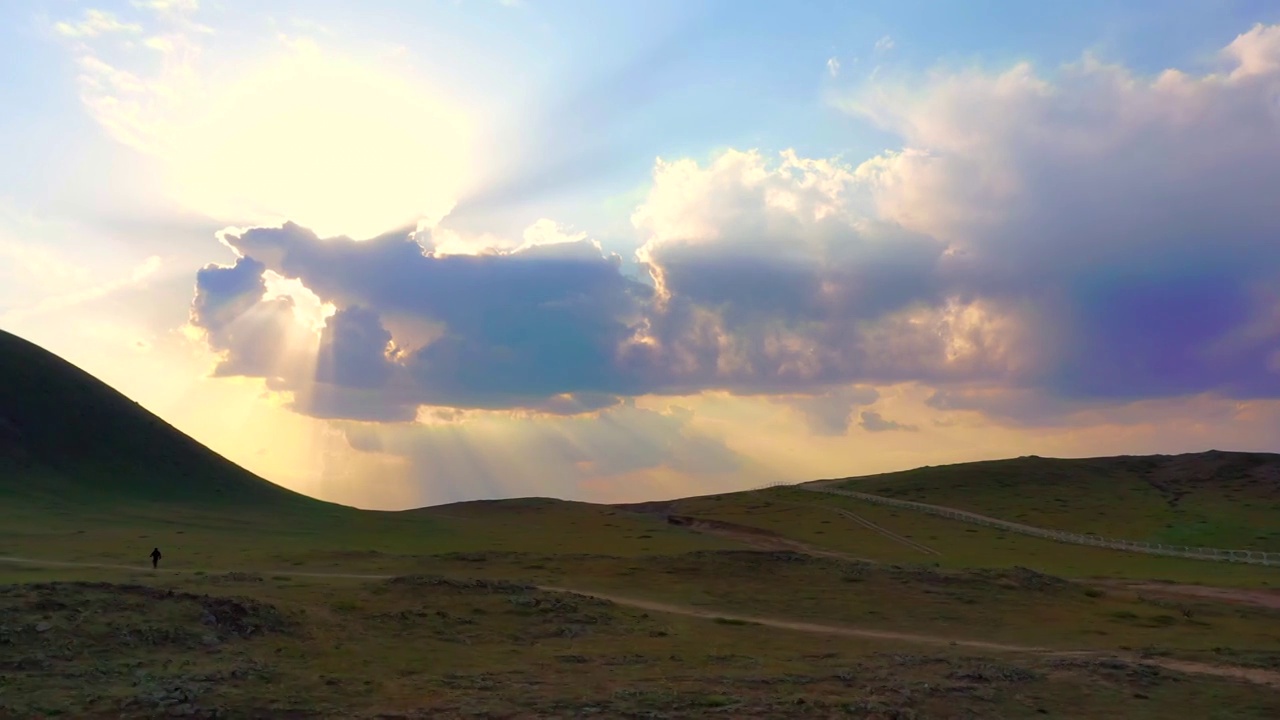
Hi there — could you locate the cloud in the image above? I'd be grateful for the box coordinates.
[627,148,971,393]
[842,24,1280,401]
[873,35,894,53]
[189,222,651,417]
[925,385,1085,427]
[314,306,397,390]
[54,3,203,154]
[131,0,201,12]
[55,10,142,38]
[336,400,746,506]
[827,57,841,78]
[3,255,161,323]
[0,237,90,289]
[189,256,305,382]
[858,410,917,433]
[51,6,470,240]
[186,23,1280,428]
[778,385,879,436]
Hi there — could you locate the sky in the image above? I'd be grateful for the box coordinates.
[3,0,1280,509]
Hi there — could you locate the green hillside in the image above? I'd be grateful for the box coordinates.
[828,452,1280,552]
[0,328,324,510]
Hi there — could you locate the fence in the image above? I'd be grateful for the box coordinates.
[746,481,1278,567]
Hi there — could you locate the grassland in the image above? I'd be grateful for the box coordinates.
[650,487,1280,588]
[828,453,1280,552]
[4,550,1280,718]
[5,489,1280,718]
[4,328,1280,717]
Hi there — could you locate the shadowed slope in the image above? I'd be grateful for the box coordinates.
[0,328,325,510]
[0,330,732,560]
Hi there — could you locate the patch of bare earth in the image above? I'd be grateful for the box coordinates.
[1095,580,1280,611]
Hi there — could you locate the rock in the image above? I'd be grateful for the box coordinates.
[35,622,51,633]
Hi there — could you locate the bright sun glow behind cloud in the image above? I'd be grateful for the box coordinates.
[163,40,474,239]
[59,6,476,241]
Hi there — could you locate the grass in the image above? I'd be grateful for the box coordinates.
[5,481,1280,717]
[3,563,1280,718]
[398,550,1280,660]
[830,453,1280,552]
[4,499,1280,718]
[653,487,1280,587]
[4,479,1280,719]
[0,496,737,579]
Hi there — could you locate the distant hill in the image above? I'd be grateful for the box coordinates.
[827,451,1280,551]
[0,328,326,510]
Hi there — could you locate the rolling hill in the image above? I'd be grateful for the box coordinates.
[0,328,324,509]
[0,328,731,566]
[826,452,1280,552]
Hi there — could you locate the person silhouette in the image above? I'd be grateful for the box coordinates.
[150,547,162,569]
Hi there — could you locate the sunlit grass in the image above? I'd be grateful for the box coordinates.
[831,455,1280,552]
[659,487,1280,588]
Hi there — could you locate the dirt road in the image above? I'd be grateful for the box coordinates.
[1093,578,1280,611]
[2,554,1277,688]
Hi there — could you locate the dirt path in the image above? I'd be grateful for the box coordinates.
[2,555,1277,688]
[1147,658,1280,687]
[540,586,1280,687]
[1093,579,1280,611]
[541,584,1044,653]
[0,555,394,580]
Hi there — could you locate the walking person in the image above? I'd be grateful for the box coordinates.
[150,547,162,569]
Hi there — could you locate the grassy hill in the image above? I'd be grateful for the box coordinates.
[0,329,731,565]
[824,452,1280,552]
[0,328,325,510]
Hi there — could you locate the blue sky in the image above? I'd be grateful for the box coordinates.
[4,1,1280,509]
[9,0,1278,236]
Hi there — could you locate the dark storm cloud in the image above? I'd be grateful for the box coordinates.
[1042,272,1275,400]
[191,255,268,329]
[207,222,653,414]
[314,306,396,390]
[644,221,943,327]
[191,255,298,381]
